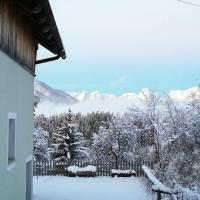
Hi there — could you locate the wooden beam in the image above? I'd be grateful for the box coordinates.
[42,26,50,33]
[33,5,42,14]
[157,192,161,200]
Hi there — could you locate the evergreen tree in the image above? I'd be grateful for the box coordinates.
[49,112,71,162]
[67,110,89,161]
[33,127,50,162]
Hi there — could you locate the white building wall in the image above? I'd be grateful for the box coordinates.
[0,51,34,200]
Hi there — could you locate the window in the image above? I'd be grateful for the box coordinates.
[8,113,16,167]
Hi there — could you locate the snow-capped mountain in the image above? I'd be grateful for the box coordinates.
[34,80,78,105]
[34,80,199,116]
[169,87,200,102]
[69,91,116,102]
[69,87,199,103]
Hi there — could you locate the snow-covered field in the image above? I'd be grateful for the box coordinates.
[33,176,152,200]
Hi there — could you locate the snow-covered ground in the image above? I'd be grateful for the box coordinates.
[33,176,152,200]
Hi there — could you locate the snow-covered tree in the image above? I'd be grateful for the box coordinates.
[92,116,136,168]
[124,108,155,162]
[49,112,71,162]
[49,110,89,162]
[67,110,89,162]
[166,88,200,189]
[33,127,50,162]
[69,126,89,162]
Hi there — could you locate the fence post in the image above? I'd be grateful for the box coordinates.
[157,192,161,200]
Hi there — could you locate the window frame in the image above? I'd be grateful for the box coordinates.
[7,112,16,171]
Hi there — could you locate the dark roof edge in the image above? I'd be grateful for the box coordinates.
[35,0,66,59]
[13,0,66,60]
[44,0,66,59]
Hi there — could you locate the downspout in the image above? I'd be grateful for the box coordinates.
[35,54,60,65]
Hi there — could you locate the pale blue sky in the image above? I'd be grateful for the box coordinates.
[36,0,200,95]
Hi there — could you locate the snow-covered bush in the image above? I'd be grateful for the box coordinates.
[66,165,97,177]
[67,165,97,173]
[111,169,136,177]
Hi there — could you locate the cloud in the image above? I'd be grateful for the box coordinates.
[111,76,127,88]
[35,99,139,117]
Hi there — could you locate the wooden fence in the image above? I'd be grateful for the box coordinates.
[33,160,152,177]
[142,165,180,200]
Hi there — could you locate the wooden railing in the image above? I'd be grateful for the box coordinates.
[142,165,180,200]
[33,160,151,177]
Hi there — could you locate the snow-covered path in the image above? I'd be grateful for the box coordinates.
[33,176,152,200]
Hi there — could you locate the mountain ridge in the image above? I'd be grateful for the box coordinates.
[34,80,199,116]
[68,87,199,102]
[34,80,78,105]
